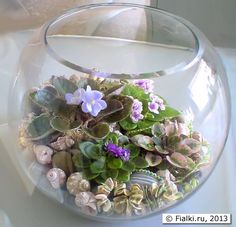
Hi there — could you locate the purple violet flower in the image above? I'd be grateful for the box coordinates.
[130,99,144,123]
[81,86,107,117]
[133,79,154,94]
[65,85,107,117]
[65,89,83,105]
[106,143,130,161]
[148,94,165,114]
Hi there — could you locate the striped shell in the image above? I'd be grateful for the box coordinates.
[66,172,90,196]
[129,170,158,187]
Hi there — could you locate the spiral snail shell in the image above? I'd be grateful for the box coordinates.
[46,168,66,189]
[34,145,53,165]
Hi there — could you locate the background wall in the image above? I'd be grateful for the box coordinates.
[158,0,236,48]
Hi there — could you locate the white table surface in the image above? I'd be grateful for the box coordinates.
[0,31,235,227]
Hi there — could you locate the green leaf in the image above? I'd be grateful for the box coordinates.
[121,84,149,100]
[50,98,76,118]
[50,116,70,132]
[106,169,119,179]
[73,153,91,169]
[29,88,57,110]
[119,118,137,131]
[137,120,154,129]
[124,144,140,159]
[27,114,55,140]
[101,169,119,180]
[107,156,123,169]
[133,156,149,169]
[84,122,110,139]
[121,161,135,172]
[105,133,119,145]
[104,96,133,123]
[90,157,106,173]
[83,169,100,180]
[51,76,78,96]
[148,106,181,122]
[79,141,101,159]
[117,169,130,182]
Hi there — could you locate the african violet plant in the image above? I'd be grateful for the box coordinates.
[18,74,210,217]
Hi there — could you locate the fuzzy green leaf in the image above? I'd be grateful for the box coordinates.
[121,161,135,172]
[104,96,133,123]
[27,114,55,140]
[85,122,110,139]
[122,84,149,100]
[90,157,106,173]
[50,116,70,132]
[119,118,137,131]
[124,144,140,159]
[52,151,74,176]
[29,88,57,110]
[117,169,130,182]
[83,169,100,180]
[107,156,123,169]
[51,76,77,96]
[147,106,181,122]
[79,141,101,159]
[133,156,149,169]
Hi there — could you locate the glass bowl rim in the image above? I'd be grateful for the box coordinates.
[42,2,205,79]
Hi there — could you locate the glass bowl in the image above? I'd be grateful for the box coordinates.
[8,3,230,221]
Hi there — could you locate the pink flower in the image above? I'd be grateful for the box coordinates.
[148,94,165,114]
[130,99,144,123]
[133,79,154,93]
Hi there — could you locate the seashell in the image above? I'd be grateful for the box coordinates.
[133,203,146,216]
[75,192,97,215]
[104,178,116,191]
[67,172,90,196]
[129,184,144,207]
[95,194,113,214]
[46,168,66,189]
[34,145,53,165]
[129,170,158,187]
[97,178,115,196]
[113,195,128,214]
[114,183,129,196]
[50,136,74,151]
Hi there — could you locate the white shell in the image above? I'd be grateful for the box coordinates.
[50,136,74,151]
[47,168,66,189]
[34,145,53,165]
[66,172,90,195]
[75,192,97,215]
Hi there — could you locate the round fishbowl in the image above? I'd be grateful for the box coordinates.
[9,3,230,221]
